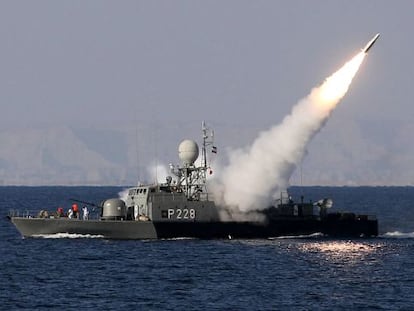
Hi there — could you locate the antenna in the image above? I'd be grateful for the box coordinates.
[299,159,304,197]
[132,101,141,186]
[202,121,207,168]
[152,111,159,185]
[201,121,214,170]
[135,122,140,185]
[154,129,158,184]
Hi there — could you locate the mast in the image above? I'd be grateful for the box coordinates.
[202,121,207,169]
[171,121,215,201]
[200,121,214,184]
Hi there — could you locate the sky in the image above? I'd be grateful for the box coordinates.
[0,1,413,185]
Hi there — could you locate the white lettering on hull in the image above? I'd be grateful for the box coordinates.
[167,209,196,220]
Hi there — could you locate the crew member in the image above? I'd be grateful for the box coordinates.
[57,207,64,218]
[134,205,139,220]
[82,206,89,220]
[72,203,79,219]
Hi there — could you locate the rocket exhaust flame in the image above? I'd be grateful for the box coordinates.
[212,49,368,215]
[317,52,365,107]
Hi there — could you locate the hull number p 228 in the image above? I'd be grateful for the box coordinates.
[167,208,196,220]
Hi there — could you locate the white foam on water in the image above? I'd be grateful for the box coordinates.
[381,231,414,239]
[269,232,325,240]
[140,237,197,243]
[33,233,105,239]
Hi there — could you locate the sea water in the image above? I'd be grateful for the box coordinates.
[1,186,414,310]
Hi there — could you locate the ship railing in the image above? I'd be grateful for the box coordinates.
[273,191,292,205]
[155,192,187,202]
[7,208,102,220]
[199,192,213,202]
[354,214,377,221]
[154,191,214,202]
[8,209,31,218]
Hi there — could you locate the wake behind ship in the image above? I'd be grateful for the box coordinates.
[8,123,378,240]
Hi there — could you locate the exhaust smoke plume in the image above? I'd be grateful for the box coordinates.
[213,51,366,214]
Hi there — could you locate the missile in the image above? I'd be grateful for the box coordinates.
[363,33,380,53]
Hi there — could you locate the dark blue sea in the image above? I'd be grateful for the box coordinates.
[1,186,414,310]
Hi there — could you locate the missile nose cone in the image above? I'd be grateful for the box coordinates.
[363,33,380,53]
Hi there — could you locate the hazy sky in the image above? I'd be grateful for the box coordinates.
[1,1,413,185]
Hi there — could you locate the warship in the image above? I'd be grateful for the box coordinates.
[8,123,378,239]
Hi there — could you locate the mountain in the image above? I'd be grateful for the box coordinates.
[0,122,207,185]
[0,119,412,186]
[0,127,124,185]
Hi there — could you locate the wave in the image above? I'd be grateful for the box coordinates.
[268,232,325,240]
[158,237,197,241]
[381,231,414,239]
[32,233,105,239]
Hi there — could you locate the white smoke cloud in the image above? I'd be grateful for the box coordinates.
[146,163,172,184]
[118,188,129,202]
[117,164,173,201]
[212,52,366,214]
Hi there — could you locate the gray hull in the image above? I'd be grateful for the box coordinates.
[10,217,158,239]
[9,215,378,240]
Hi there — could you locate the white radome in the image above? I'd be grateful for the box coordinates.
[178,139,199,166]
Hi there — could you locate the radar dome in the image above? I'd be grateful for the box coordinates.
[178,139,199,166]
